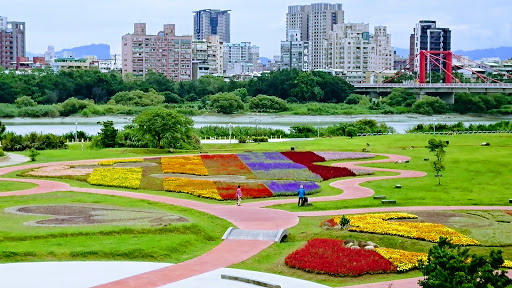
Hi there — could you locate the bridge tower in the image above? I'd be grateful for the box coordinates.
[419,51,453,84]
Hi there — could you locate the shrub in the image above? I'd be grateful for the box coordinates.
[208,92,245,114]
[15,96,37,108]
[110,89,165,107]
[28,148,40,162]
[419,238,512,288]
[412,96,448,115]
[248,95,288,112]
[344,94,361,105]
[19,105,60,118]
[58,97,93,116]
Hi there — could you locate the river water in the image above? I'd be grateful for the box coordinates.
[1,114,511,135]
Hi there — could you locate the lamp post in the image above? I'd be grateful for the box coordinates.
[229,123,232,144]
[433,118,436,134]
[75,122,78,143]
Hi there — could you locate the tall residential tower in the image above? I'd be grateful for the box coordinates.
[193,9,231,43]
[410,20,451,72]
[0,16,26,69]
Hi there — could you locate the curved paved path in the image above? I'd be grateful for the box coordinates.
[0,154,511,288]
[0,153,30,167]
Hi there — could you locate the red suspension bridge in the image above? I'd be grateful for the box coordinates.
[353,50,512,103]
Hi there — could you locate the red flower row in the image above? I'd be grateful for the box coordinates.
[215,182,273,200]
[201,154,253,176]
[281,152,356,180]
[285,238,396,277]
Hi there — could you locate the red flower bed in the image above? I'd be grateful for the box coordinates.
[281,152,356,180]
[215,182,273,200]
[201,154,253,176]
[285,238,396,276]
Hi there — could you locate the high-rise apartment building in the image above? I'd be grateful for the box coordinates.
[0,16,26,69]
[280,28,309,71]
[193,9,230,43]
[325,23,392,73]
[285,3,344,70]
[192,35,224,79]
[410,20,451,72]
[122,23,192,81]
[223,42,259,75]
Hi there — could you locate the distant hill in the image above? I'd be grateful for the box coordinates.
[259,57,272,66]
[27,44,111,60]
[56,44,110,59]
[453,47,512,61]
[394,47,512,61]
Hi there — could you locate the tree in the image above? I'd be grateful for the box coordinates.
[98,121,118,148]
[345,127,358,138]
[209,92,245,114]
[383,88,416,107]
[248,95,288,112]
[419,238,512,288]
[291,72,324,102]
[133,108,199,149]
[453,93,486,114]
[15,96,37,108]
[0,120,5,141]
[344,94,362,105]
[110,89,165,107]
[427,139,447,185]
[412,96,448,115]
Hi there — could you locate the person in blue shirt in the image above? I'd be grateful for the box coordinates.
[297,185,306,207]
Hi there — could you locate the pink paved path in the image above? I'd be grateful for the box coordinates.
[1,154,511,288]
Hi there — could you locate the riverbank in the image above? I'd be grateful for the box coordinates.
[2,114,511,135]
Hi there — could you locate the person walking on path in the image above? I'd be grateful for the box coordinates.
[297,185,306,207]
[236,185,242,206]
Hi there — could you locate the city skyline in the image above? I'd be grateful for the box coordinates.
[2,0,512,57]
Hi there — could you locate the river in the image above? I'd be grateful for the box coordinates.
[1,114,511,135]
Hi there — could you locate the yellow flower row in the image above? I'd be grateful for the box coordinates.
[163,177,221,200]
[98,158,144,166]
[347,213,480,246]
[375,248,428,272]
[87,168,143,189]
[161,156,208,176]
[502,260,512,269]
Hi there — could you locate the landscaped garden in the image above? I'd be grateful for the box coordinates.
[1,133,511,287]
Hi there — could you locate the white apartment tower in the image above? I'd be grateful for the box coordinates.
[223,42,260,75]
[325,23,393,72]
[285,3,344,70]
[192,35,224,79]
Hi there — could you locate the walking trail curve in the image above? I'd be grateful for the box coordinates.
[0,153,511,288]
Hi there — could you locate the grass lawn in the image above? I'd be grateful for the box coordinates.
[0,181,37,192]
[0,191,231,263]
[232,211,512,287]
[263,134,512,211]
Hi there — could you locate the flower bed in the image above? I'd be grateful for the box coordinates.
[201,154,253,176]
[502,260,512,268]
[375,248,428,272]
[88,168,142,189]
[346,213,480,246]
[163,177,221,200]
[215,182,273,200]
[281,152,356,180]
[264,181,321,196]
[238,152,320,181]
[161,156,208,176]
[98,158,144,166]
[27,165,93,177]
[314,152,375,160]
[285,238,396,276]
[252,169,322,181]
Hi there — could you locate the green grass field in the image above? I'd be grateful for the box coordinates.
[0,181,37,192]
[0,192,231,263]
[2,134,512,286]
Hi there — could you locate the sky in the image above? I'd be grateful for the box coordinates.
[2,0,512,57]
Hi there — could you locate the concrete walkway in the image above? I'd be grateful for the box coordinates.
[0,152,30,167]
[0,153,511,288]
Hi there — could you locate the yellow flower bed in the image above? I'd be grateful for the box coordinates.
[347,213,480,246]
[98,158,144,166]
[161,156,208,176]
[375,248,428,272]
[163,177,221,200]
[502,260,512,269]
[88,168,142,189]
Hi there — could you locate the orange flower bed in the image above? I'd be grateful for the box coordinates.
[161,156,208,176]
[201,154,253,176]
[215,182,273,200]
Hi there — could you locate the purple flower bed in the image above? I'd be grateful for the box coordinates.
[314,152,376,161]
[244,162,307,171]
[237,152,291,163]
[253,170,322,181]
[266,181,321,196]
